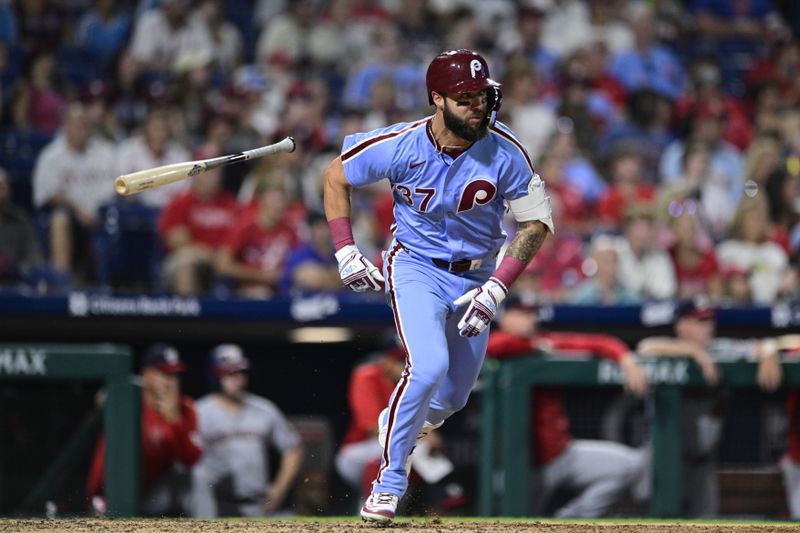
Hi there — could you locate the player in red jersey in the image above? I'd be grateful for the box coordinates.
[87,344,202,516]
[487,293,648,517]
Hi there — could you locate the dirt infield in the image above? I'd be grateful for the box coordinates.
[1,519,799,533]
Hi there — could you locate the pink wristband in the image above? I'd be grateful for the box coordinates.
[491,256,526,292]
[328,216,355,250]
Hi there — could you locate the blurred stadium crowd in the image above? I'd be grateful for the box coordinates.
[0,0,799,304]
[3,0,800,520]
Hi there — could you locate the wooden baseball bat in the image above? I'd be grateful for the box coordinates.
[114,136,296,196]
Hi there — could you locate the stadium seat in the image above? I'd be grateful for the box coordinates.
[225,0,258,63]
[19,265,71,295]
[0,129,54,212]
[93,203,163,291]
[56,46,104,88]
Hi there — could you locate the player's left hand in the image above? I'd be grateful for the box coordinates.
[335,244,385,292]
[454,279,507,337]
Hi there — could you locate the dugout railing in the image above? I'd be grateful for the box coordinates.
[0,344,139,517]
[479,355,800,517]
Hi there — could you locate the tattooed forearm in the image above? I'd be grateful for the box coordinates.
[505,220,549,264]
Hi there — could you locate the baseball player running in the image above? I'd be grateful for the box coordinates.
[323,49,554,523]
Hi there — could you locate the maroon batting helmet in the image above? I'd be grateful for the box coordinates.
[426,49,502,125]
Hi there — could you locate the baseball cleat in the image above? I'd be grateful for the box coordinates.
[360,492,399,523]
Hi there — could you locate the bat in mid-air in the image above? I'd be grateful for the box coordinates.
[114,136,296,196]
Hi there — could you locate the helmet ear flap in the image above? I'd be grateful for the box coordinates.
[485,86,503,127]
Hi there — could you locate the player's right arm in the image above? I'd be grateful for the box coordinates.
[323,156,384,292]
[323,157,351,222]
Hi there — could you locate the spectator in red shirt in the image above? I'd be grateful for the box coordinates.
[215,181,298,298]
[10,51,65,136]
[667,206,723,300]
[596,144,655,232]
[158,146,239,296]
[487,293,648,517]
[674,60,753,151]
[536,152,590,236]
[87,344,202,516]
[514,229,585,303]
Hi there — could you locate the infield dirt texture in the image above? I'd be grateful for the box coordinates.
[1,519,799,532]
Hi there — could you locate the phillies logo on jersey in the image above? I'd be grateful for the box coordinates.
[457,179,496,213]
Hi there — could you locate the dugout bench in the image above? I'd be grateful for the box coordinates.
[0,344,139,517]
[478,355,800,518]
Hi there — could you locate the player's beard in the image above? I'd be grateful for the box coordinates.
[443,102,489,143]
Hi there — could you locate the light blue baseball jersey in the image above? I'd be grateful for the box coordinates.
[341,117,536,262]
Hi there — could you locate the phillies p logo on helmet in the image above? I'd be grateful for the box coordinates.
[470,59,482,79]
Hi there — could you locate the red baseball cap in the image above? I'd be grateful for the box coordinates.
[675,296,715,321]
[143,343,186,373]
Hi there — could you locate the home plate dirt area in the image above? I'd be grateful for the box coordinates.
[1,519,800,533]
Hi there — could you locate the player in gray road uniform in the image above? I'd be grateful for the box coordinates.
[191,344,304,517]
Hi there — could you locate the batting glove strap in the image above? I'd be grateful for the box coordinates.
[336,244,385,292]
[454,279,507,338]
